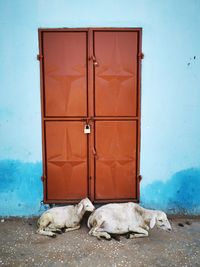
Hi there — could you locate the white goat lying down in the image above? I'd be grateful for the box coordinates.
[87,202,172,240]
[37,198,94,237]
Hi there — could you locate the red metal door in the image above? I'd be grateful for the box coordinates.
[40,31,88,202]
[39,28,142,203]
[92,30,140,202]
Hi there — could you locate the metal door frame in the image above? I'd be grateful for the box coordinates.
[38,28,142,204]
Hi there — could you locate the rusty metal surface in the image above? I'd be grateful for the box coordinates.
[45,121,88,200]
[94,121,137,200]
[38,28,142,203]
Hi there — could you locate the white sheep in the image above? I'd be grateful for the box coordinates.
[37,198,95,237]
[87,202,172,240]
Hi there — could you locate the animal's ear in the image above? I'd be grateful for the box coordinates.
[77,203,83,214]
[150,215,156,229]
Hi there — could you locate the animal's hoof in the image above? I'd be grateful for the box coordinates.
[126,233,130,239]
[55,230,62,234]
[178,223,184,227]
[105,234,112,240]
[110,234,120,241]
[114,236,120,242]
[129,234,136,239]
[51,234,56,238]
[101,236,112,241]
[99,236,111,241]
[105,237,112,241]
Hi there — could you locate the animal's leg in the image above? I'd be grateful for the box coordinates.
[65,225,80,232]
[88,222,101,235]
[44,226,62,234]
[37,213,52,228]
[129,232,148,238]
[37,213,56,237]
[91,229,111,240]
[88,217,111,240]
[128,227,148,238]
[88,227,98,235]
[88,228,94,235]
[143,225,150,231]
[36,229,56,237]
[89,226,111,240]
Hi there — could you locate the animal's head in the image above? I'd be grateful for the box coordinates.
[150,211,172,232]
[78,198,95,214]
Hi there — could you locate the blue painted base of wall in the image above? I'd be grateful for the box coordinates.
[141,168,200,215]
[0,160,199,216]
[0,160,44,216]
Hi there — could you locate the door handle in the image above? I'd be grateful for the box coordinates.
[92,147,98,159]
[90,56,99,66]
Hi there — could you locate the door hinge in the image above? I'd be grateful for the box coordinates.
[37,54,43,61]
[138,53,144,60]
[138,175,142,182]
[41,175,46,182]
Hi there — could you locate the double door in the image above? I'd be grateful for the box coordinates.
[38,28,142,203]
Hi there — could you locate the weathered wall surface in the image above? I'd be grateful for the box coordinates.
[0,0,200,215]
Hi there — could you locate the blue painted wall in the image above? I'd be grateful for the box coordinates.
[0,0,200,216]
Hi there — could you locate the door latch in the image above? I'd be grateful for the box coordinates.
[37,54,43,61]
[90,56,99,66]
[84,124,91,134]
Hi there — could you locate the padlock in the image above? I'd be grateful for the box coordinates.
[84,124,91,134]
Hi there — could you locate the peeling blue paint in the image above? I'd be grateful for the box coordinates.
[0,160,44,216]
[141,168,200,215]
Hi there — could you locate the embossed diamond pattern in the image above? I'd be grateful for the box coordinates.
[43,32,87,117]
[94,31,138,116]
[95,121,137,199]
[45,121,87,200]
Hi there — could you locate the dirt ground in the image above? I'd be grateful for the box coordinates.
[0,216,199,267]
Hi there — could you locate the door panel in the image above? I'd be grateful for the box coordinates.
[43,32,87,117]
[94,31,138,116]
[45,121,87,200]
[94,121,137,200]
